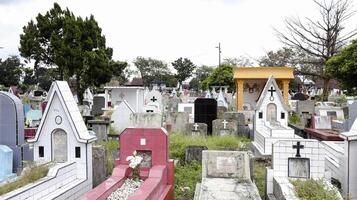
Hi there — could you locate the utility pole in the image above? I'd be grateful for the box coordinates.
[216,42,221,67]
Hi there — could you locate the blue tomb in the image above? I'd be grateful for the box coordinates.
[0,145,15,182]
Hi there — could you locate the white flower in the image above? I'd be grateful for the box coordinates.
[126,156,134,162]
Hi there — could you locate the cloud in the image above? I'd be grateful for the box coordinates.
[0,0,25,5]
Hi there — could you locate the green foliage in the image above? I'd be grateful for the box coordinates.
[0,56,23,87]
[133,56,177,87]
[169,133,250,163]
[0,164,49,196]
[335,95,347,105]
[289,113,301,125]
[174,161,202,200]
[291,179,340,200]
[189,65,214,90]
[172,57,196,84]
[202,64,234,91]
[327,40,357,94]
[97,140,119,174]
[19,3,127,102]
[253,159,271,199]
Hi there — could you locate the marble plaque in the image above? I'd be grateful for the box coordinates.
[52,130,68,163]
[207,153,244,178]
[288,157,310,178]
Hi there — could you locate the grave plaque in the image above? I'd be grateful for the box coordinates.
[92,96,105,116]
[194,98,217,134]
[206,152,244,178]
[288,158,310,178]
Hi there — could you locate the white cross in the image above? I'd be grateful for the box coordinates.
[222,120,228,129]
[193,123,199,131]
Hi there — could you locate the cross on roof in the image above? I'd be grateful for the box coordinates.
[193,123,199,131]
[268,86,276,97]
[150,96,157,102]
[222,120,228,129]
[292,141,304,157]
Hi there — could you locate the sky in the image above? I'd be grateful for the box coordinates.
[0,0,356,67]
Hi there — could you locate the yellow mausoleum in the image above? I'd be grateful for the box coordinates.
[233,67,294,111]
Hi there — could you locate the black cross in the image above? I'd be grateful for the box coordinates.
[150,96,157,102]
[292,142,304,157]
[268,86,276,97]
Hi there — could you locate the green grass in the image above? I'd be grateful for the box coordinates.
[169,133,251,163]
[174,161,202,200]
[0,164,49,196]
[253,159,271,199]
[291,179,340,200]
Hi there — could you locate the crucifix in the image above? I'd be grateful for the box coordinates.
[222,120,228,129]
[292,141,304,157]
[193,123,199,131]
[268,86,276,101]
[150,96,157,102]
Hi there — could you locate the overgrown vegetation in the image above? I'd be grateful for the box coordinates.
[169,133,251,200]
[289,113,301,125]
[98,140,119,174]
[253,159,271,199]
[291,179,340,200]
[0,164,49,196]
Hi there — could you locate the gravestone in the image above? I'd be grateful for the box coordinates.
[314,116,332,129]
[111,100,135,134]
[212,119,238,136]
[88,119,112,141]
[0,92,25,172]
[194,98,217,134]
[165,112,189,133]
[92,96,106,116]
[223,112,249,136]
[217,106,228,119]
[185,146,208,163]
[144,89,163,113]
[166,95,181,112]
[185,123,207,136]
[0,145,15,182]
[178,103,195,123]
[130,113,162,128]
[92,145,108,187]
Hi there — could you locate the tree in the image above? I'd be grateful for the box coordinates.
[19,3,127,103]
[202,64,234,91]
[275,0,357,100]
[189,65,214,90]
[223,56,253,66]
[171,57,196,85]
[327,40,357,94]
[133,57,172,86]
[0,56,23,87]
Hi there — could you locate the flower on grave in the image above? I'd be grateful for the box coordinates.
[126,150,143,181]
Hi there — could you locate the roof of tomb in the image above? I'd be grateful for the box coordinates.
[255,75,290,111]
[29,81,96,143]
[233,67,294,80]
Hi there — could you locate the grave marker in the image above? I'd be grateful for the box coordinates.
[194,98,217,134]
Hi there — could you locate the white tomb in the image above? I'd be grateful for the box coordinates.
[253,76,297,156]
[104,86,145,112]
[178,103,195,123]
[144,88,163,113]
[1,81,97,200]
[111,100,135,134]
[216,89,228,109]
[83,88,94,109]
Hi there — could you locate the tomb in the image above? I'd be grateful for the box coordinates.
[112,100,136,134]
[194,150,261,200]
[212,119,238,136]
[92,95,106,116]
[88,119,112,141]
[1,81,97,199]
[315,102,345,120]
[144,88,163,113]
[194,98,217,134]
[253,76,297,156]
[83,88,94,109]
[233,67,294,111]
[165,112,189,133]
[185,123,207,137]
[0,91,25,172]
[178,103,195,123]
[105,86,145,112]
[304,116,344,141]
[130,113,162,128]
[0,145,15,182]
[81,128,174,200]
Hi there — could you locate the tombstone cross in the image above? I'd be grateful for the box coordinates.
[193,123,199,131]
[268,86,276,97]
[150,96,157,102]
[222,120,228,129]
[292,141,304,157]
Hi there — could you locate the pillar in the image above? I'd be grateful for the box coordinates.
[282,79,289,104]
[236,79,244,111]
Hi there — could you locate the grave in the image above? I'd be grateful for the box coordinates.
[83,88,94,108]
[304,116,344,141]
[144,88,163,113]
[223,111,250,137]
[216,89,228,109]
[194,150,261,200]
[178,103,195,123]
[296,100,315,127]
[1,81,97,200]
[166,94,181,112]
[315,103,345,120]
[0,91,25,172]
[212,119,238,136]
[253,76,297,156]
[217,106,228,119]
[111,100,135,134]
[92,95,106,116]
[185,146,208,163]
[105,86,145,112]
[194,98,217,134]
[88,119,112,141]
[130,112,162,128]
[0,145,15,182]
[82,128,174,200]
[165,112,189,133]
[185,123,207,136]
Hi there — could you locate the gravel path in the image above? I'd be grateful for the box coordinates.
[107,179,143,200]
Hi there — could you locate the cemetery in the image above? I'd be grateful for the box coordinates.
[1,0,357,199]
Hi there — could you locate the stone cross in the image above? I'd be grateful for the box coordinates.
[292,141,304,157]
[268,86,276,97]
[193,123,199,131]
[222,120,228,129]
[150,96,157,102]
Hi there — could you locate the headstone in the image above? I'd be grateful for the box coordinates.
[185,123,207,136]
[0,92,25,172]
[83,88,94,108]
[314,116,332,129]
[92,145,108,187]
[88,119,112,141]
[0,145,15,182]
[130,113,162,128]
[111,100,135,134]
[165,112,189,133]
[92,95,106,116]
[216,89,228,109]
[185,146,208,163]
[217,106,228,119]
[178,103,195,123]
[212,119,238,136]
[166,95,181,112]
[144,89,163,113]
[194,98,217,134]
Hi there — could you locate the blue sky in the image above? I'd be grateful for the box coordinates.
[0,0,356,67]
